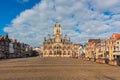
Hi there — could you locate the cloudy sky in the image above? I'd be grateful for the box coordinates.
[1,0,120,46]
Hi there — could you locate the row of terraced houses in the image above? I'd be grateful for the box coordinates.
[79,33,120,66]
[0,34,33,59]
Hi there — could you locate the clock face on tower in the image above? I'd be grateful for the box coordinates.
[55,35,61,43]
[56,38,60,43]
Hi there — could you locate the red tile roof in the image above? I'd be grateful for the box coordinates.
[112,33,120,39]
[74,44,82,46]
[88,39,101,43]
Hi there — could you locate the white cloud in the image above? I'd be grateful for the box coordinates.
[4,0,120,46]
[90,0,120,11]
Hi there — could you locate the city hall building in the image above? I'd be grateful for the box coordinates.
[43,23,73,57]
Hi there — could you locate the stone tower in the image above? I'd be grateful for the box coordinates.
[53,22,62,43]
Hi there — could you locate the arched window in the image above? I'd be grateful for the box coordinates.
[57,29,58,33]
[63,51,66,55]
[54,51,56,55]
[49,51,52,55]
[68,51,70,55]
[59,24,60,27]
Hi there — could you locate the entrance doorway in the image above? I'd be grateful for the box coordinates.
[54,45,62,56]
[56,50,61,56]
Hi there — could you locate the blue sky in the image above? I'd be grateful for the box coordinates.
[2,0,120,46]
[0,0,40,34]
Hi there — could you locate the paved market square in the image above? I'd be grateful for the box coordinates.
[0,57,120,80]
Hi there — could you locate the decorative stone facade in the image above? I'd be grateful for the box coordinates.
[43,23,73,57]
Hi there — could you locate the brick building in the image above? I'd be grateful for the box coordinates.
[0,34,33,59]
